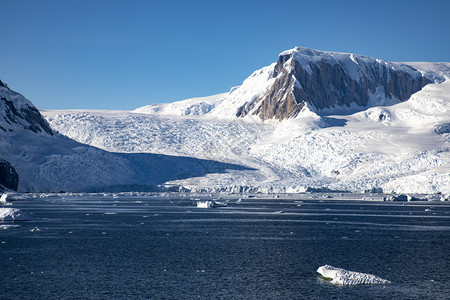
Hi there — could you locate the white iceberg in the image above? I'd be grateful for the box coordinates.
[196,200,227,208]
[317,265,390,285]
[196,201,214,208]
[0,193,7,204]
[0,208,31,221]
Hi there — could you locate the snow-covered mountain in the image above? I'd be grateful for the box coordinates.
[234,47,430,120]
[0,81,247,192]
[0,79,54,135]
[42,47,450,194]
[136,47,437,120]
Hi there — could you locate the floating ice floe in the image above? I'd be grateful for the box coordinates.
[0,224,21,230]
[0,193,12,206]
[196,201,227,208]
[0,208,32,221]
[317,265,390,285]
[0,193,8,204]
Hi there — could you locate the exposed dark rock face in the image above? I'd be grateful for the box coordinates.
[236,72,306,119]
[0,80,9,89]
[0,81,53,135]
[434,123,450,134]
[0,158,19,191]
[237,48,432,120]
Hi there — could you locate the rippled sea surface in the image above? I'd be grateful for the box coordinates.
[1,193,449,299]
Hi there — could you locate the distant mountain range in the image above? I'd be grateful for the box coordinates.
[2,47,450,194]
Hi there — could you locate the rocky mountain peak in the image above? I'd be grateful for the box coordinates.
[0,80,53,135]
[0,79,9,89]
[236,47,432,120]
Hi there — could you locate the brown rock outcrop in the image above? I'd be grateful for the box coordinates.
[237,48,431,120]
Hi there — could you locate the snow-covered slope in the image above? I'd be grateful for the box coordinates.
[0,79,54,136]
[43,55,450,194]
[1,82,249,192]
[0,83,141,192]
[134,93,228,116]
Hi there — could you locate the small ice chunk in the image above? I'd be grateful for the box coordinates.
[197,201,214,208]
[317,265,390,285]
[196,201,227,208]
[0,224,21,229]
[0,193,8,204]
[0,208,31,221]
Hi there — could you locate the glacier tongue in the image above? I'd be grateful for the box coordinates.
[317,265,390,285]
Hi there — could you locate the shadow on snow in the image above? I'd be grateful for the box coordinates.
[94,152,256,192]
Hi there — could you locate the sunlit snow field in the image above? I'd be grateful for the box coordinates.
[42,65,450,194]
[1,193,449,299]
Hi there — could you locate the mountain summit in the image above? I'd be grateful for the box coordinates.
[0,80,53,135]
[136,47,438,122]
[235,47,432,120]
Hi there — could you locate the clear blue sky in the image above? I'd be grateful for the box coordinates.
[1,0,449,110]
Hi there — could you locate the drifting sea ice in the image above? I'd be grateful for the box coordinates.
[196,201,215,208]
[0,193,7,204]
[0,208,31,221]
[196,200,227,208]
[317,265,390,285]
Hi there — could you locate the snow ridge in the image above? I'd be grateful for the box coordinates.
[0,83,53,135]
[281,46,424,81]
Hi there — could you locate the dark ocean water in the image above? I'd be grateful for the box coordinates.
[0,193,449,299]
